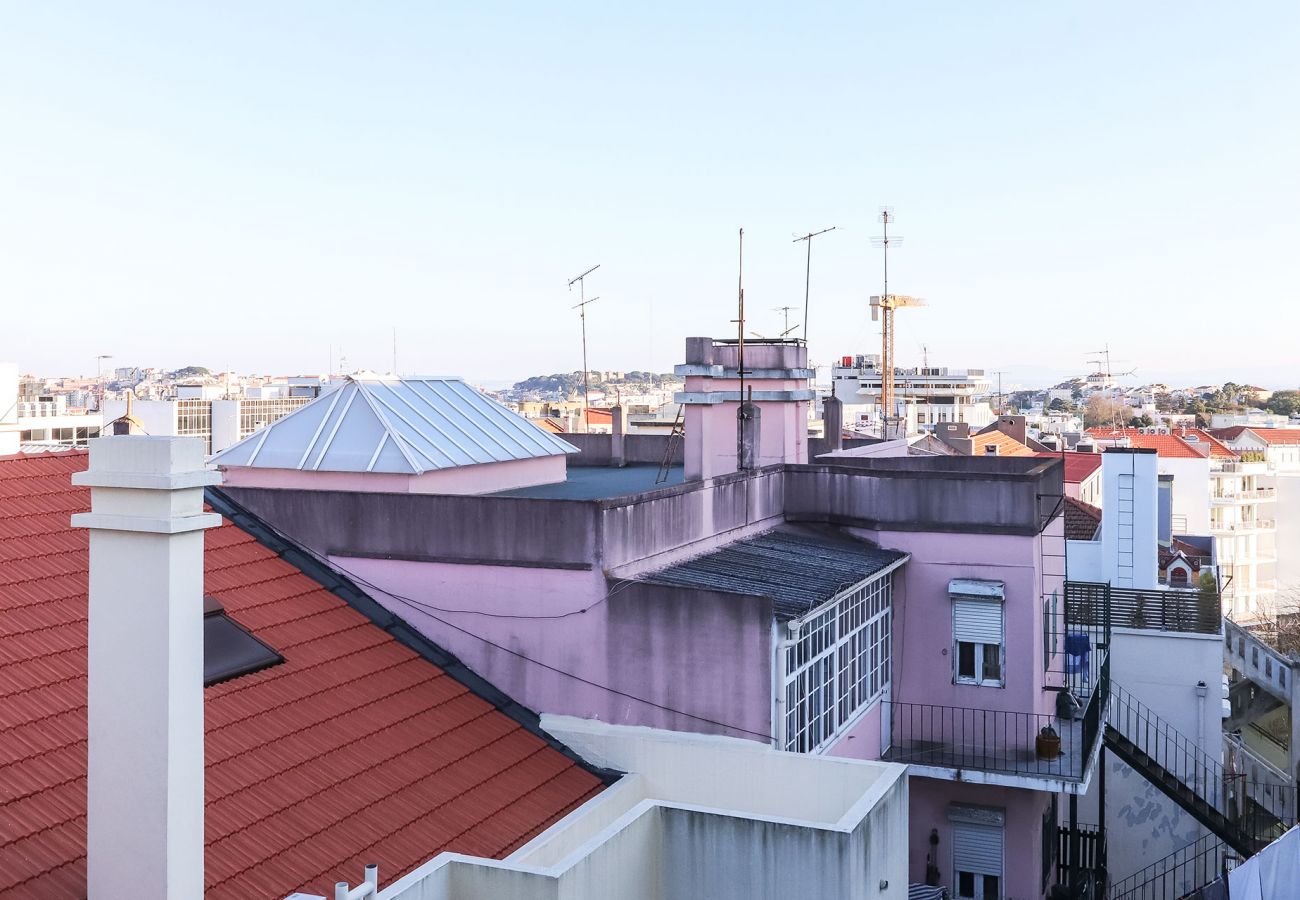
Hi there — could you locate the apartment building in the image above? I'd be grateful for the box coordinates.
[831,355,995,431]
[208,339,1123,900]
[101,392,316,455]
[1089,427,1278,619]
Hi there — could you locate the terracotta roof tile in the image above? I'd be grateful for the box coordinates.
[971,431,1036,457]
[1064,497,1102,541]
[0,451,603,899]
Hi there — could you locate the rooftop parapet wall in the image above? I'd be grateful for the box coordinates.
[785,456,1064,536]
[219,487,600,569]
[224,456,1064,571]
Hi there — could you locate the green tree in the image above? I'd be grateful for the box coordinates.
[1264,390,1300,417]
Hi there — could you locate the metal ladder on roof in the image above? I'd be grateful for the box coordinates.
[656,405,684,484]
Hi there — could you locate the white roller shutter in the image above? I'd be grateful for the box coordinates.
[952,821,1003,878]
[953,599,1003,645]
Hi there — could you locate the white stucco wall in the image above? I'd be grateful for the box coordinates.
[1082,628,1226,887]
[369,719,909,900]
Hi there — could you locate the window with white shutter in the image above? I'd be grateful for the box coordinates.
[950,805,1005,900]
[950,579,1005,687]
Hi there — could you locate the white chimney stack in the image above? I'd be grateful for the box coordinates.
[1099,448,1159,589]
[72,436,222,900]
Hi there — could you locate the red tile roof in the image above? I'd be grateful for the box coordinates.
[1033,451,1102,484]
[1085,427,1235,459]
[1063,497,1102,541]
[1250,428,1300,446]
[0,452,603,899]
[972,432,1036,457]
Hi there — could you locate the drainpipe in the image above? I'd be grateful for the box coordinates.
[1196,680,1208,796]
[73,435,222,900]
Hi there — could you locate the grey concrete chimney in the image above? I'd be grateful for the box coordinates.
[72,436,222,900]
[610,405,626,468]
[823,396,843,452]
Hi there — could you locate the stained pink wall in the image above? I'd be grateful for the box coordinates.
[683,373,809,480]
[851,525,1059,719]
[332,556,777,742]
[909,778,1051,900]
[827,701,883,761]
[218,454,567,495]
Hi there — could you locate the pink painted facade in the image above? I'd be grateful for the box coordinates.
[680,340,811,481]
[909,779,1053,900]
[219,453,567,495]
[334,556,778,743]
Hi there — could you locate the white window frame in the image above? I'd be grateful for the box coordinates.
[781,565,899,753]
[951,580,1006,689]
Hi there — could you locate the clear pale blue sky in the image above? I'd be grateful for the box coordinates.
[3,3,1297,387]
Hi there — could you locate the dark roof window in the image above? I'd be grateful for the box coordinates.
[204,596,282,686]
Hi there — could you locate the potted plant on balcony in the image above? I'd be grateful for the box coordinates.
[1036,724,1061,760]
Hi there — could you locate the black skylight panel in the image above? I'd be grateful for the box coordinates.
[203,595,283,686]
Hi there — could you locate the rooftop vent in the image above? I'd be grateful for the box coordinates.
[204,595,283,686]
[985,444,1000,456]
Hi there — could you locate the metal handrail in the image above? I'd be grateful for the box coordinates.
[1109,834,1231,900]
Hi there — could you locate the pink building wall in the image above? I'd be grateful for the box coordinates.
[219,453,567,495]
[333,556,777,742]
[909,779,1052,900]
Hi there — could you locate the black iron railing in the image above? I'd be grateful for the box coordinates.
[1107,680,1298,852]
[1109,834,1233,900]
[883,655,1109,783]
[1066,580,1219,635]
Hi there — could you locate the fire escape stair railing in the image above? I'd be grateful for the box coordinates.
[1102,724,1258,858]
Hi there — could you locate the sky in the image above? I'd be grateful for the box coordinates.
[2,3,1298,389]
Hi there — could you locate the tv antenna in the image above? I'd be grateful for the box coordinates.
[992,370,1008,413]
[793,226,837,338]
[773,305,797,335]
[568,264,601,433]
[870,208,924,438]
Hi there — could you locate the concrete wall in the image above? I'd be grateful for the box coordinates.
[221,486,599,567]
[1081,627,1225,885]
[332,558,777,742]
[375,719,910,900]
[785,457,1062,536]
[219,454,567,495]
[600,468,785,573]
[565,433,684,467]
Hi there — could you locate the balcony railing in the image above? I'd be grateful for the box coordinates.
[882,654,1109,783]
[1213,518,1276,533]
[1211,488,1277,505]
[1065,581,1220,635]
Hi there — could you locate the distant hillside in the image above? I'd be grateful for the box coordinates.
[508,371,678,398]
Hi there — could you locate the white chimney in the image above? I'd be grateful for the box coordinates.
[1099,448,1159,589]
[72,436,222,900]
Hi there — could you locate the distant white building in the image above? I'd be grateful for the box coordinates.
[830,355,994,431]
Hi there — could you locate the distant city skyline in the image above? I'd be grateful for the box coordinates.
[3,4,1297,387]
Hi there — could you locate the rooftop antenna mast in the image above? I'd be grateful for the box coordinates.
[793,226,837,339]
[774,305,797,335]
[568,263,601,433]
[870,208,925,438]
[992,370,1008,414]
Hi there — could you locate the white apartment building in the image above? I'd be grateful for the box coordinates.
[1090,427,1279,619]
[1,363,103,452]
[830,355,994,431]
[101,394,314,455]
[1213,427,1300,610]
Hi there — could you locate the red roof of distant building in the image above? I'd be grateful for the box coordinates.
[1250,429,1300,446]
[973,432,1036,457]
[1063,497,1102,541]
[0,452,603,899]
[1033,451,1102,484]
[1085,427,1238,460]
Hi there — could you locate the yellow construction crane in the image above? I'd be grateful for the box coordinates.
[870,293,926,436]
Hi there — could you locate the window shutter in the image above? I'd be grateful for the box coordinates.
[952,821,1003,877]
[953,599,1003,645]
